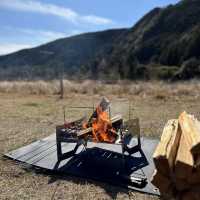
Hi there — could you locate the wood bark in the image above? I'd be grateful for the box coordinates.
[174,133,194,180]
[153,119,180,176]
[151,170,173,195]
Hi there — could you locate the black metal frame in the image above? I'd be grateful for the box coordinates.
[56,123,141,162]
[56,125,83,161]
[55,118,148,187]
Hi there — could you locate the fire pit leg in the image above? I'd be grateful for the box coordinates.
[56,127,86,162]
[57,140,84,162]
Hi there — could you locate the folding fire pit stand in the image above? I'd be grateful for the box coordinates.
[56,114,124,162]
[56,116,147,187]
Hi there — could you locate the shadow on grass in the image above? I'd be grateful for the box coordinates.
[35,147,149,199]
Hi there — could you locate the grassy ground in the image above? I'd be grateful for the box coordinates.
[1,81,200,200]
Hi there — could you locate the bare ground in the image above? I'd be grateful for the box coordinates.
[1,81,200,200]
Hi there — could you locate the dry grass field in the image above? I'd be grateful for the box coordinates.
[1,80,200,200]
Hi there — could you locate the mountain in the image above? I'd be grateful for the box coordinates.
[105,0,200,80]
[0,0,200,80]
[0,29,127,80]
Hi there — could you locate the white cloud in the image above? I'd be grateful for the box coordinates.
[82,15,113,25]
[0,0,113,25]
[0,43,32,55]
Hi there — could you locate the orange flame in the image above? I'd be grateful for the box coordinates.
[91,106,117,143]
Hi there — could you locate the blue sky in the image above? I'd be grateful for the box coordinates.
[0,0,180,55]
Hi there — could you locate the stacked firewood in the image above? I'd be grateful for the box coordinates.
[152,111,200,200]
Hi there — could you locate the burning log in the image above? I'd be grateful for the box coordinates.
[78,115,123,141]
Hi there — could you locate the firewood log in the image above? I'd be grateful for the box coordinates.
[179,112,200,155]
[181,191,200,200]
[153,119,180,176]
[77,115,123,137]
[174,133,194,180]
[187,169,200,185]
[151,170,173,195]
[175,178,190,191]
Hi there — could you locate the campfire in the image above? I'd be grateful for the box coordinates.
[83,104,118,143]
[60,97,123,144]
